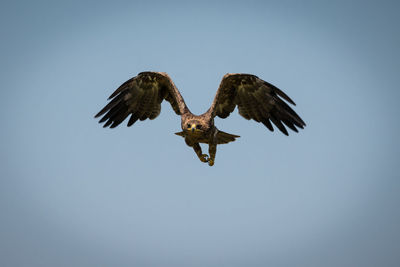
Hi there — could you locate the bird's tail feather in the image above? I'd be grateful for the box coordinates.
[216,130,240,144]
[174,131,185,137]
[174,130,239,144]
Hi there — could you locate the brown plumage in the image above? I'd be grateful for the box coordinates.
[95,71,306,166]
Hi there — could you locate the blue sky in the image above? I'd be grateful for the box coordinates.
[1,1,399,266]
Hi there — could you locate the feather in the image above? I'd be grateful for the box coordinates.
[108,77,135,99]
[269,115,288,136]
[127,113,139,127]
[264,81,296,105]
[260,117,274,132]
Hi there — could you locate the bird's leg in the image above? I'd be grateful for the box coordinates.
[192,143,209,163]
[208,143,217,166]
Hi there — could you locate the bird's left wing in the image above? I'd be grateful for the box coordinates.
[208,73,306,135]
[95,72,188,128]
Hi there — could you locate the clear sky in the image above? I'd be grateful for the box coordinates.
[1,0,399,266]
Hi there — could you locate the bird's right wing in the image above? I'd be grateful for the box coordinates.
[95,72,188,128]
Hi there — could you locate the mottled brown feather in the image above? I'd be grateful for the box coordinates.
[208,73,306,135]
[95,72,188,128]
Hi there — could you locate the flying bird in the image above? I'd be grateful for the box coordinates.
[95,72,305,166]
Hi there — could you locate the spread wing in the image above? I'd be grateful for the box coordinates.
[95,72,188,128]
[208,73,306,135]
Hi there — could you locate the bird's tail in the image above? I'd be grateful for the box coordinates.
[174,130,239,144]
[216,130,240,144]
[174,131,185,137]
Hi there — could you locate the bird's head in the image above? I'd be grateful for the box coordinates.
[185,120,205,133]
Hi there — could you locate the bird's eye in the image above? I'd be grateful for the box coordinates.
[187,123,191,128]
[196,125,202,129]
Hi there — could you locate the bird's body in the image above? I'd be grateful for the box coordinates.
[174,112,240,165]
[95,71,305,166]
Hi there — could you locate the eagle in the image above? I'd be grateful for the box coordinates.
[95,72,305,166]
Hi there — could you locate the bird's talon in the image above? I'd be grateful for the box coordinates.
[208,159,214,166]
[199,154,209,163]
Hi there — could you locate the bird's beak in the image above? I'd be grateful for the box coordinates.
[191,127,195,133]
